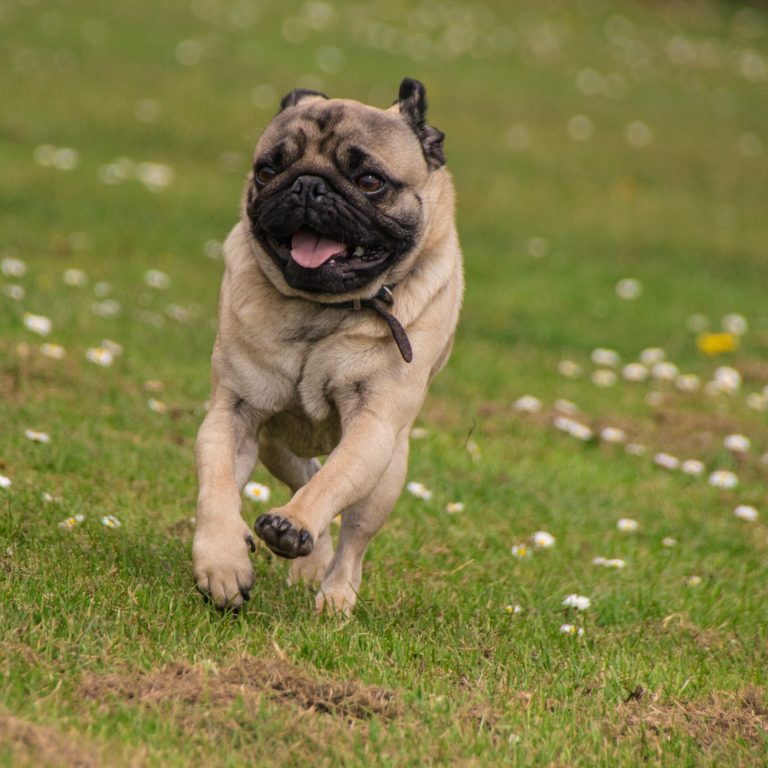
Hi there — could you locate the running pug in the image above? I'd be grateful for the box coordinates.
[193,78,464,615]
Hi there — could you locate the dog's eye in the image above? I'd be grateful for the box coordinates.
[356,174,385,195]
[255,166,276,185]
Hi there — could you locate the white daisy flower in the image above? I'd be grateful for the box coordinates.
[562,594,591,610]
[640,348,666,365]
[148,398,168,414]
[144,269,171,289]
[91,299,121,317]
[592,556,625,568]
[675,374,701,392]
[554,399,579,415]
[525,237,549,258]
[557,360,583,378]
[2,284,24,301]
[34,144,57,166]
[531,531,555,548]
[615,278,642,300]
[645,391,664,406]
[0,475,11,489]
[86,347,114,367]
[625,443,647,456]
[721,313,747,336]
[713,366,741,394]
[554,416,593,441]
[445,501,465,514]
[567,114,594,141]
[23,313,52,336]
[24,429,50,444]
[406,481,432,501]
[625,120,653,148]
[58,514,85,529]
[746,393,767,411]
[42,492,61,503]
[708,470,738,489]
[52,147,79,170]
[244,482,271,503]
[681,459,705,476]
[101,339,123,356]
[622,363,648,382]
[63,268,88,287]
[601,427,626,444]
[514,395,542,413]
[592,369,617,387]
[651,361,678,381]
[686,314,709,332]
[511,543,531,559]
[617,518,639,532]
[1,256,27,277]
[204,239,223,259]
[686,575,702,587]
[734,505,758,522]
[410,426,428,439]
[724,434,750,453]
[654,452,679,470]
[559,623,585,636]
[100,515,122,528]
[662,537,677,548]
[591,348,620,367]
[40,343,66,360]
[137,162,174,192]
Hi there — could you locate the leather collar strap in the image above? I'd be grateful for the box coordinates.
[325,285,413,363]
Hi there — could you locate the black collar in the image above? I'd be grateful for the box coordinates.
[324,285,412,363]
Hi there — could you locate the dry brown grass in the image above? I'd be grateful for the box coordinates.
[616,686,768,756]
[79,655,401,723]
[0,713,102,768]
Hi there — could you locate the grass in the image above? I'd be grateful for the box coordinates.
[1,0,768,764]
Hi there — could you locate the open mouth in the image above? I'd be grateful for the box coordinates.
[265,228,391,272]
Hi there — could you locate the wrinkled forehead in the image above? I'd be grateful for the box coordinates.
[254,99,426,178]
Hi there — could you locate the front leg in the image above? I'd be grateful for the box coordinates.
[193,390,260,610]
[253,372,426,568]
[254,408,399,559]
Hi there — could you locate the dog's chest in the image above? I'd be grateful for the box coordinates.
[262,406,341,458]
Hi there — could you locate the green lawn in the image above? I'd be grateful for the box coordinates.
[1,0,767,765]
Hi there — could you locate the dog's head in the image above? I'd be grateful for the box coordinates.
[244,78,447,298]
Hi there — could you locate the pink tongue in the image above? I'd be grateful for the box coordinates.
[290,230,345,269]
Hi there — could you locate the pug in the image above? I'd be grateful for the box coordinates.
[193,77,464,615]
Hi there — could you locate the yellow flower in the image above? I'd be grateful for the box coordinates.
[696,332,738,356]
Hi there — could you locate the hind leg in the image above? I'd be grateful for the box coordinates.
[258,435,334,586]
[316,432,409,616]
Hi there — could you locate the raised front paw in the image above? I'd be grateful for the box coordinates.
[254,513,314,559]
[192,522,256,611]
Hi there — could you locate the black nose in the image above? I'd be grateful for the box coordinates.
[291,175,327,205]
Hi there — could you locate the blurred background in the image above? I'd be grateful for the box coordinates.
[1,0,767,498]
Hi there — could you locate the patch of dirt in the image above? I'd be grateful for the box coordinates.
[660,613,734,651]
[79,656,401,723]
[164,517,195,539]
[617,686,768,753]
[0,714,101,768]
[738,359,768,386]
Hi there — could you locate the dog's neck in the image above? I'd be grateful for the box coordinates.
[320,284,413,364]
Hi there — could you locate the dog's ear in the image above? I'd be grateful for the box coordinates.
[279,88,328,111]
[395,77,445,170]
